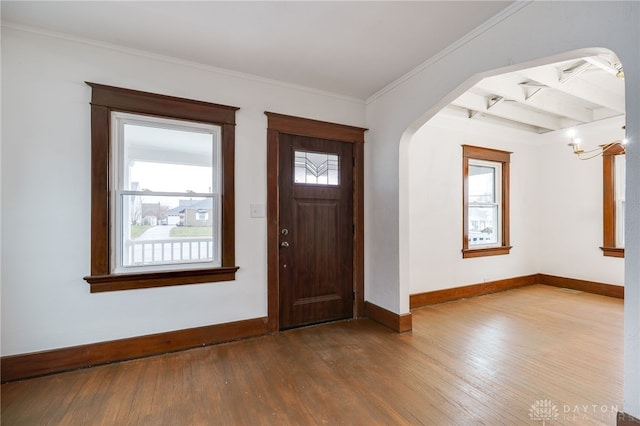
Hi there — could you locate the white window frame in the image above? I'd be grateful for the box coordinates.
[467,158,502,249]
[615,154,625,248]
[462,144,511,259]
[111,111,222,274]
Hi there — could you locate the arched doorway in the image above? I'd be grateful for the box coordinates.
[398,49,627,422]
[403,51,626,302]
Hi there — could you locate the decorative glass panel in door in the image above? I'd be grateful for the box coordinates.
[294,150,339,185]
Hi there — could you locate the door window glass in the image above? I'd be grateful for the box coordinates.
[294,150,339,185]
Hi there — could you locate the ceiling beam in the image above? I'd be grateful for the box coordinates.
[558,61,591,84]
[475,78,595,123]
[519,82,545,100]
[451,91,564,131]
[584,56,623,78]
[518,66,625,113]
[486,95,504,110]
[441,105,545,133]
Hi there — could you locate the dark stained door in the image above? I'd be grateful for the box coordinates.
[278,134,354,329]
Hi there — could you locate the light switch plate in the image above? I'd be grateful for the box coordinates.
[250,204,266,218]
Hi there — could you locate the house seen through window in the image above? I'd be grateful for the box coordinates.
[84,83,239,293]
[113,112,221,272]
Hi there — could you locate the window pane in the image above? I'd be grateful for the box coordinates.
[112,112,225,273]
[616,155,625,248]
[120,195,220,268]
[469,165,495,203]
[294,151,339,185]
[468,205,498,245]
[123,123,218,193]
[617,200,625,248]
[615,155,626,200]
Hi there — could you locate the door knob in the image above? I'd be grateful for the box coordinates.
[280,241,290,248]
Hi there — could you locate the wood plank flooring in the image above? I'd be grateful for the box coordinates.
[1,285,623,425]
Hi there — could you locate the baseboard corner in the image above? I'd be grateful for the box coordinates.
[364,301,412,333]
[537,273,623,299]
[410,274,537,309]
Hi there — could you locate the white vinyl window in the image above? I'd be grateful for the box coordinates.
[111,112,221,273]
[615,154,625,248]
[462,144,511,258]
[467,159,502,248]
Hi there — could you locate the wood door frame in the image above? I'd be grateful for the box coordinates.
[265,112,366,332]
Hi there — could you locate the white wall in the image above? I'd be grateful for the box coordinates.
[409,113,625,295]
[537,116,626,285]
[369,0,639,314]
[3,2,640,417]
[409,113,540,294]
[0,27,366,356]
[365,1,639,417]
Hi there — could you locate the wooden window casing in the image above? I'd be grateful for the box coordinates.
[601,143,625,258]
[83,83,239,292]
[462,145,512,258]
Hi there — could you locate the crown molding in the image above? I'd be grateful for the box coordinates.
[1,21,365,105]
[366,1,533,105]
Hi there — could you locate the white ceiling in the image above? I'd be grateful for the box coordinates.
[443,54,626,133]
[2,1,625,132]
[1,1,514,100]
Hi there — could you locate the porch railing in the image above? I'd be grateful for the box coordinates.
[124,238,216,266]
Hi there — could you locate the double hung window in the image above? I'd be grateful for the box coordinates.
[467,160,501,247]
[112,112,221,272]
[84,83,239,292]
[462,145,511,258]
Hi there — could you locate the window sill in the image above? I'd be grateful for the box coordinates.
[462,246,512,259]
[600,247,625,258]
[84,267,239,293]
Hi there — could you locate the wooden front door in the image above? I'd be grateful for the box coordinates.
[278,134,354,329]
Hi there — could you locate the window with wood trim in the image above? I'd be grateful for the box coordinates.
[84,83,239,292]
[462,145,512,258]
[602,143,625,257]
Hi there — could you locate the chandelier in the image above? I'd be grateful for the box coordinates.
[567,126,627,160]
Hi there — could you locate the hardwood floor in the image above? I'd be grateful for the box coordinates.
[1,285,623,425]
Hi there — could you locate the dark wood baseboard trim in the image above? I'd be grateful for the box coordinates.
[364,301,412,333]
[410,274,538,309]
[538,274,623,299]
[4,273,621,382]
[618,412,640,425]
[1,317,268,383]
[410,274,623,309]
